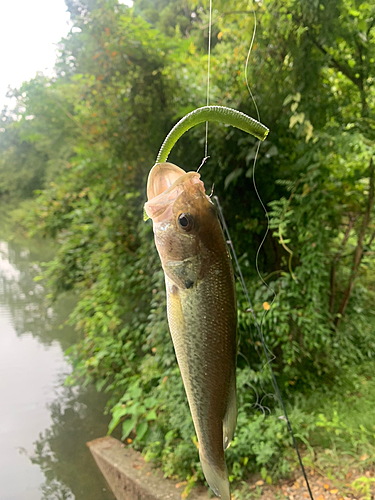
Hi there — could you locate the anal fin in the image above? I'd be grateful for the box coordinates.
[223,378,237,450]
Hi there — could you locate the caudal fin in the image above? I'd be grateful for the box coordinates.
[199,452,230,500]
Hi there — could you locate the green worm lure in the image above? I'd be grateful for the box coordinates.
[156,105,269,163]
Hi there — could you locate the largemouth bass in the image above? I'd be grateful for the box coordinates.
[145,162,237,500]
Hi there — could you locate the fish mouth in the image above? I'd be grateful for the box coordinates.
[145,162,203,221]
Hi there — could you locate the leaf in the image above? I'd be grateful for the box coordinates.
[304,120,314,142]
[261,467,267,480]
[188,42,196,54]
[283,94,294,106]
[146,409,157,421]
[302,183,310,197]
[108,405,128,434]
[224,168,243,190]
[289,113,305,129]
[266,145,278,158]
[136,421,148,440]
[245,147,257,166]
[175,481,187,488]
[122,416,137,440]
[95,378,107,391]
[291,102,299,113]
[143,207,150,221]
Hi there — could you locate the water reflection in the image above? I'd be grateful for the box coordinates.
[29,384,113,500]
[0,236,115,500]
[0,238,77,349]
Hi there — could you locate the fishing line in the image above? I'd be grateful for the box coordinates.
[205,0,213,158]
[244,4,275,303]
[237,350,264,413]
[214,195,315,500]
[197,155,210,173]
[233,8,314,498]
[242,2,279,415]
[245,7,260,123]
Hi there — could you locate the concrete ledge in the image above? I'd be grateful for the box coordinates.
[87,436,208,500]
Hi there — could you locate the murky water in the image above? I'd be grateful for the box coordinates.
[0,235,116,500]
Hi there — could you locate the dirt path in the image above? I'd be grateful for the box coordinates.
[243,467,375,500]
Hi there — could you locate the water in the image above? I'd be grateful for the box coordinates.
[0,236,116,500]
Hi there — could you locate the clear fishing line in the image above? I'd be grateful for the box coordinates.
[245,8,261,123]
[242,1,277,409]
[205,0,213,158]
[244,4,276,308]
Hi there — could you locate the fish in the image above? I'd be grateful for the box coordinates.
[144,162,237,500]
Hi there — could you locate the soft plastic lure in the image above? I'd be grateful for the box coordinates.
[156,105,269,163]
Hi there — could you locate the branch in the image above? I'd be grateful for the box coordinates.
[335,158,374,327]
[306,31,361,89]
[329,215,354,314]
[367,231,375,248]
[289,9,363,92]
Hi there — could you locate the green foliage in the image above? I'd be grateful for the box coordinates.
[351,476,375,500]
[1,0,374,493]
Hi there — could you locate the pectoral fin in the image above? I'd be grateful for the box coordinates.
[164,258,199,289]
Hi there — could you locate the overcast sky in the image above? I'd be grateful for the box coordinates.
[0,0,132,111]
[0,0,71,110]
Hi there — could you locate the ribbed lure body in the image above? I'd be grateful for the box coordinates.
[156,106,269,163]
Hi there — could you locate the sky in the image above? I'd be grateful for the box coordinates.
[0,0,71,111]
[0,0,132,112]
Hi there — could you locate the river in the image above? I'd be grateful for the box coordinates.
[0,234,116,500]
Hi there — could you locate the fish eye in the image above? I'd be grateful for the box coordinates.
[177,213,194,231]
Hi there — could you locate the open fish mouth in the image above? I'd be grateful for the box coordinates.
[145,163,204,222]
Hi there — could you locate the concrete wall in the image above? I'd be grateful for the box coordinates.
[87,436,208,500]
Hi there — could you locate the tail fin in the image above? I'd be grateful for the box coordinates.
[199,452,230,500]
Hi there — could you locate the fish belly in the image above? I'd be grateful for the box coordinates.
[165,266,237,500]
